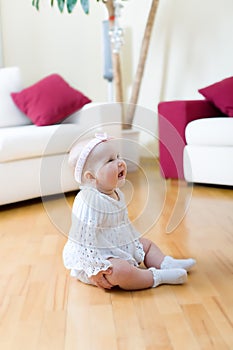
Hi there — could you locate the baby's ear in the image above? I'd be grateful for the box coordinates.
[83,170,96,182]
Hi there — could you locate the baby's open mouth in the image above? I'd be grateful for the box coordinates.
[118,170,124,178]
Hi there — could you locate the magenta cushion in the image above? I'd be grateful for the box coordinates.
[11,74,92,126]
[198,76,233,117]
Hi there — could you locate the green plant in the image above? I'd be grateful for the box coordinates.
[32,0,91,14]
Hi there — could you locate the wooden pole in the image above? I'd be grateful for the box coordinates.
[104,0,125,125]
[126,0,159,128]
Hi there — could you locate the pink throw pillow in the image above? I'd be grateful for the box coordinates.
[198,76,233,117]
[11,74,92,126]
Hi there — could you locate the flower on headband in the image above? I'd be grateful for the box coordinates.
[74,132,109,183]
[95,132,108,141]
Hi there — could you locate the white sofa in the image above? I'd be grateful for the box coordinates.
[0,66,122,205]
[184,118,233,186]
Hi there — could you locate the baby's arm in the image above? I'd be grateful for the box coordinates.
[89,267,113,289]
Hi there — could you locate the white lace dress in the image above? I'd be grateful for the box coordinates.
[63,186,145,285]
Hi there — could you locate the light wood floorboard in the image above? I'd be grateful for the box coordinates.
[0,162,232,350]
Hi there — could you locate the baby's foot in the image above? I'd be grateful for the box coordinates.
[149,267,187,288]
[161,256,196,271]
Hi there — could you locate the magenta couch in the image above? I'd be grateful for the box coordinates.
[157,99,224,180]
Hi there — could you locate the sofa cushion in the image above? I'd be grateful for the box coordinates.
[0,123,86,162]
[0,67,32,127]
[11,74,92,126]
[198,76,233,117]
[185,117,233,146]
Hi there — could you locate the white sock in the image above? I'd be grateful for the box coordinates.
[161,256,196,271]
[149,267,187,288]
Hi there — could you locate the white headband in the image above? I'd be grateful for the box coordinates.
[74,132,109,183]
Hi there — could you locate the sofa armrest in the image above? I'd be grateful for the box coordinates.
[158,100,223,179]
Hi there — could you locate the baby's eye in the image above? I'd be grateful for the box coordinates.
[107,154,120,163]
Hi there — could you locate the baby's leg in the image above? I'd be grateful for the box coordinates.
[141,238,196,271]
[106,258,153,290]
[106,258,186,291]
[140,237,165,268]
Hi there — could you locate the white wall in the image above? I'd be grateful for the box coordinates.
[1,0,233,156]
[0,0,107,100]
[151,0,233,101]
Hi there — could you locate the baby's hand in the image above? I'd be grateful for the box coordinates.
[90,268,113,290]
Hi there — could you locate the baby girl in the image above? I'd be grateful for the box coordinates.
[63,133,196,290]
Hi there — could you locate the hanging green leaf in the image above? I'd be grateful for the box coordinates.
[66,0,78,13]
[57,0,65,12]
[32,0,40,10]
[80,0,89,14]
[32,0,108,14]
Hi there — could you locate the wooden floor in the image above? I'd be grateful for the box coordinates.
[0,162,233,350]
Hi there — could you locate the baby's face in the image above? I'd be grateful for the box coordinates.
[88,139,127,192]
